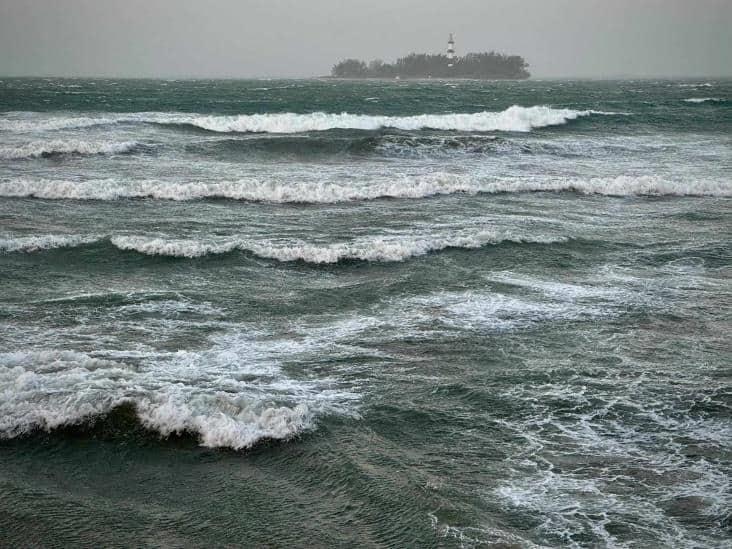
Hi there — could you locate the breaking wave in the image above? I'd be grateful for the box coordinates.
[501,175,732,197]
[0,106,620,134]
[111,236,238,258]
[1,174,729,202]
[0,231,568,262]
[112,232,565,262]
[0,234,100,253]
[0,139,140,159]
[0,347,353,450]
[0,114,118,132]
[181,106,610,133]
[683,97,724,104]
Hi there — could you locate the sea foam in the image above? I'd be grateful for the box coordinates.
[0,328,360,449]
[111,231,565,262]
[184,106,605,133]
[0,106,618,134]
[683,98,724,104]
[0,230,567,261]
[1,174,729,202]
[0,349,322,448]
[0,234,100,253]
[0,139,139,159]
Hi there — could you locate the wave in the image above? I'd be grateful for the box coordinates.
[113,232,566,262]
[0,234,100,253]
[0,115,118,132]
[0,399,313,451]
[182,106,607,133]
[0,106,620,134]
[0,139,139,159]
[0,174,491,202]
[1,231,567,262]
[683,98,724,104]
[1,174,729,203]
[473,175,731,198]
[0,348,346,449]
[111,236,238,258]
[494,175,732,197]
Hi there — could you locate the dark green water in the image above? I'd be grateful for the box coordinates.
[0,78,730,547]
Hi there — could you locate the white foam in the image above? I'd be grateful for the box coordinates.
[3,231,554,261]
[402,290,603,333]
[0,175,489,202]
[0,114,118,132]
[3,174,726,203]
[488,175,732,197]
[0,323,361,448]
[0,106,616,134]
[134,394,313,450]
[110,231,566,263]
[186,106,607,133]
[110,236,239,258]
[0,139,138,159]
[0,234,100,253]
[683,97,724,104]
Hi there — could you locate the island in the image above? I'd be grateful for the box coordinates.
[331,51,530,80]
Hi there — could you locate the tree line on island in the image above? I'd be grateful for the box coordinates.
[332,52,530,79]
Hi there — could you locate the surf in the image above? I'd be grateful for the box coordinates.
[0,106,623,134]
[1,174,729,202]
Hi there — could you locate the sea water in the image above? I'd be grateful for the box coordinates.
[0,78,730,547]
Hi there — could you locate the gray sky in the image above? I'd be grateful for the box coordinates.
[1,0,730,78]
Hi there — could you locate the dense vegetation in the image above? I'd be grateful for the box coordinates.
[332,52,530,79]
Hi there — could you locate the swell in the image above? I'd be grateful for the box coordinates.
[0,106,620,134]
[0,139,141,160]
[683,98,725,104]
[1,399,310,450]
[6,401,301,450]
[0,234,100,253]
[192,133,508,159]
[174,107,607,133]
[0,232,570,263]
[2,175,729,202]
[0,343,358,451]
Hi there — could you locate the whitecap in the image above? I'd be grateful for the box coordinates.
[0,234,101,253]
[2,174,727,203]
[0,139,139,159]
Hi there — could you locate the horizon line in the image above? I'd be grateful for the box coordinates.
[1,74,730,81]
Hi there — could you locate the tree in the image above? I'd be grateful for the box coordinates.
[332,59,368,78]
[331,51,530,79]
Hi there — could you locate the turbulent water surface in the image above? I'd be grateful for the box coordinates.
[0,78,730,547]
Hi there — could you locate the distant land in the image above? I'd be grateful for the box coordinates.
[331,52,531,80]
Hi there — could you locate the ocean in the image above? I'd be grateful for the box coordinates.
[0,78,730,547]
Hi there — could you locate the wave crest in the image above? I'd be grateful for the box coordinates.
[1,174,729,203]
[0,345,356,449]
[683,98,724,104]
[1,231,567,262]
[111,231,565,263]
[185,106,606,133]
[0,106,619,134]
[0,139,139,159]
[0,234,100,253]
[111,236,238,258]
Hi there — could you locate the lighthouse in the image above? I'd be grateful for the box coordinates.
[447,33,455,67]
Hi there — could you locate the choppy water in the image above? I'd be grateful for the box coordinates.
[0,78,730,547]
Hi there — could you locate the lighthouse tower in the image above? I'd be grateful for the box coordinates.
[447,33,456,67]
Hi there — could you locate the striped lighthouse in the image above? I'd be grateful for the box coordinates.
[447,33,455,67]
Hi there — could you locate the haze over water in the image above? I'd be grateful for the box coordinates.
[0,77,730,547]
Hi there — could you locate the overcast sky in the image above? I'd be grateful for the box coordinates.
[0,0,730,78]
